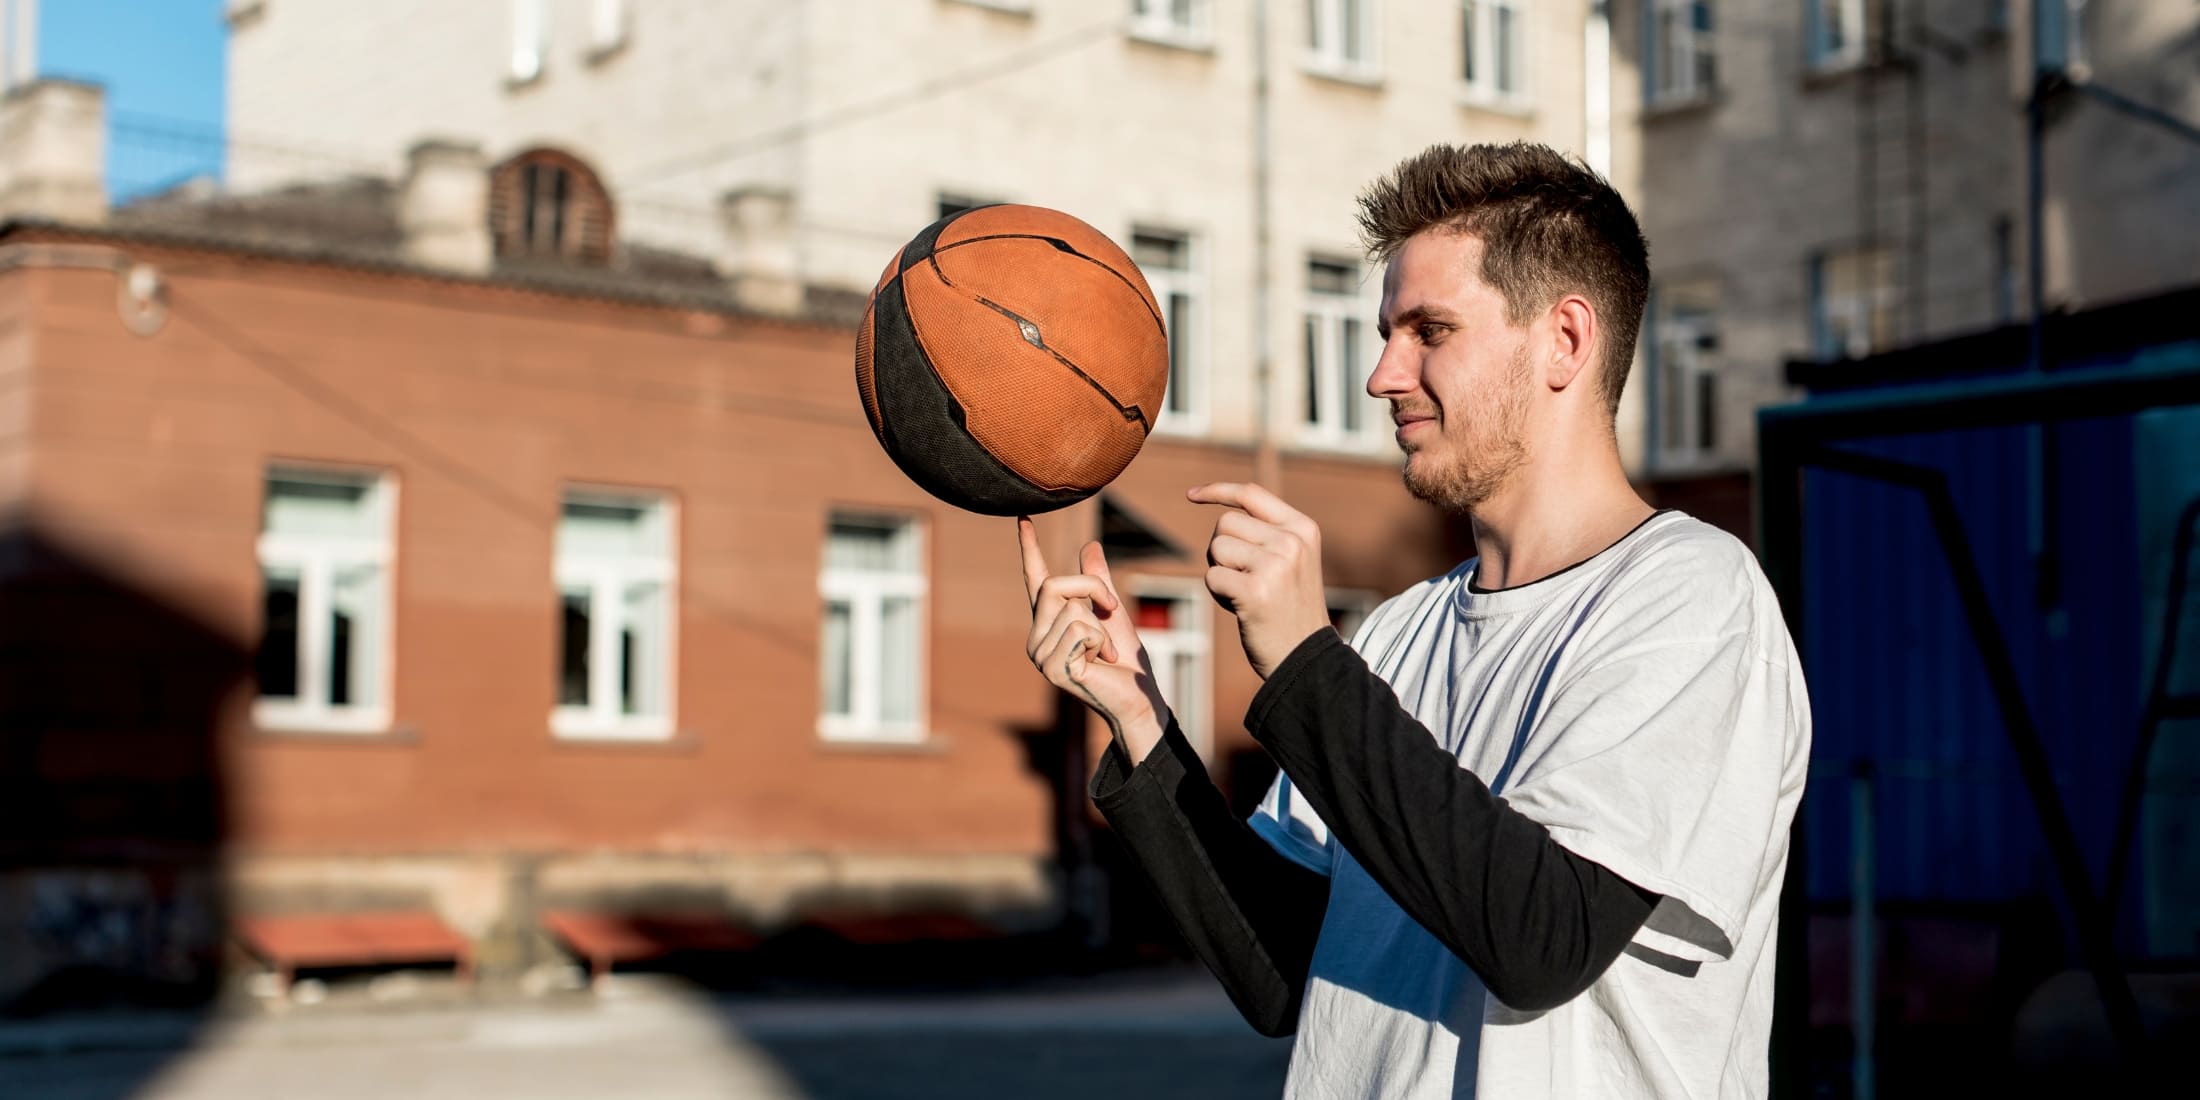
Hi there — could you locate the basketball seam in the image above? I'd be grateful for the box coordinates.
[962,293,1152,431]
[929,234,1167,335]
[923,251,1161,431]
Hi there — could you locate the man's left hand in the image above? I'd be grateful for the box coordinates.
[1187,482,1336,680]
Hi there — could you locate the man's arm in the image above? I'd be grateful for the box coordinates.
[1089,716,1330,1037]
[1247,630,1660,1013]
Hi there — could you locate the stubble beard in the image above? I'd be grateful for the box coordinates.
[1400,343,1532,516]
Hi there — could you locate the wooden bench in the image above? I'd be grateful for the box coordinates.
[541,910,760,989]
[234,911,474,998]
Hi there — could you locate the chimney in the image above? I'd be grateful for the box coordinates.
[0,79,107,225]
[399,139,491,275]
[719,186,802,316]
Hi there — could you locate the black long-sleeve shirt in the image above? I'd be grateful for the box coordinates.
[1091,628,1658,1036]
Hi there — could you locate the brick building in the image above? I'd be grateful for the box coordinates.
[0,78,1462,1002]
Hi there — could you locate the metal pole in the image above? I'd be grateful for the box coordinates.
[1850,762,1877,1100]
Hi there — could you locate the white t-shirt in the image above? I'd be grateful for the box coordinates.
[1251,511,1810,1099]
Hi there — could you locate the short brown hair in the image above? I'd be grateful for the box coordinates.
[1356,142,1650,419]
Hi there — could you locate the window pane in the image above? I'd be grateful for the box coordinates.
[1307,0,1323,50]
[258,566,301,700]
[880,595,919,724]
[821,598,853,717]
[1695,371,1718,451]
[265,474,375,538]
[1131,230,1188,272]
[1341,317,1365,433]
[1307,258,1356,295]
[560,497,662,557]
[1495,4,1515,93]
[828,519,915,573]
[1171,0,1196,29]
[621,581,665,717]
[1462,1,1477,81]
[1302,316,1322,426]
[1166,291,1193,415]
[1660,359,1684,449]
[1342,0,1364,61]
[329,563,382,708]
[559,586,591,706]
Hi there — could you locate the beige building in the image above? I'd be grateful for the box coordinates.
[1625,0,2200,475]
[224,0,1653,466]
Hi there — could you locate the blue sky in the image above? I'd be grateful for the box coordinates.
[38,0,227,200]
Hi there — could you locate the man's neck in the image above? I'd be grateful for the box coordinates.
[1467,438,1654,592]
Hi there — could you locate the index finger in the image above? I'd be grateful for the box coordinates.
[1017,515,1048,608]
[1186,482,1307,529]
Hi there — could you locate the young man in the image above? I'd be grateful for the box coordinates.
[1018,143,1809,1098]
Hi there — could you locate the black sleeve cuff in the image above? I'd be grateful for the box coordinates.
[1246,628,1350,732]
[1089,717,1202,814]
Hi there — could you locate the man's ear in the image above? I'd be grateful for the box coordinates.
[1545,295,1598,392]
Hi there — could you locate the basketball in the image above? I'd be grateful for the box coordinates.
[854,204,1170,516]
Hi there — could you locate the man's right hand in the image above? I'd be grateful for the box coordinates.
[1018,516,1169,763]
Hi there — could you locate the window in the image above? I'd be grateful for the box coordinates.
[1133,585,1209,757]
[554,491,675,739]
[1808,247,1896,360]
[820,514,926,742]
[1460,0,1526,103]
[1805,0,1866,70]
[255,468,394,733]
[1132,227,1204,433]
[588,0,629,56]
[1992,216,2017,325]
[1306,0,1379,76]
[937,192,1002,221]
[1646,0,1717,104]
[1326,589,1381,644]
[510,0,547,83]
[1301,257,1380,447]
[2038,0,2090,77]
[1129,0,1212,47]
[490,149,615,265]
[1653,304,1721,466]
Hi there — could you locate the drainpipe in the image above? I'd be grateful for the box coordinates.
[1252,0,1280,488]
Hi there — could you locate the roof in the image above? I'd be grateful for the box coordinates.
[1783,284,2200,394]
[0,175,867,330]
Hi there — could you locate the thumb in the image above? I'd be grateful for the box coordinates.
[1080,542,1124,602]
[1080,542,1125,664]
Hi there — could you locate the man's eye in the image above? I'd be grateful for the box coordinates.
[1418,324,1445,342]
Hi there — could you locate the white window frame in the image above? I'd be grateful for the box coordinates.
[1325,588,1382,646]
[1459,0,1528,107]
[254,467,395,735]
[1805,0,1866,72]
[1299,255,1384,451]
[1647,0,1716,105]
[1131,578,1210,759]
[1133,225,1207,437]
[819,513,928,744]
[1128,0,1214,49]
[1306,0,1381,79]
[552,489,678,741]
[587,0,629,57]
[1653,311,1720,469]
[510,0,547,84]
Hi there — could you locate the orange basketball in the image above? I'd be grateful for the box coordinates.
[854,204,1170,516]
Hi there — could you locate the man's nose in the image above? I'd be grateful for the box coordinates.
[1368,337,1416,400]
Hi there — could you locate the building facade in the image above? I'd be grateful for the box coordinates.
[1626,0,2200,475]
[0,71,1469,1001]
[225,0,1649,461]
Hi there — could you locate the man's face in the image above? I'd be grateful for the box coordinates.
[1369,230,1536,514]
